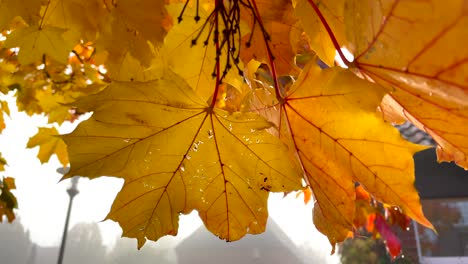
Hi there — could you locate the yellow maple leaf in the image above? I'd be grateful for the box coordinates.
[96,0,171,73]
[343,0,468,168]
[280,62,431,248]
[0,100,9,133]
[294,0,346,66]
[0,0,42,29]
[0,177,17,223]
[35,88,73,124]
[27,127,69,167]
[63,69,302,248]
[111,0,171,44]
[4,25,78,65]
[0,153,7,171]
[163,4,244,101]
[41,0,107,41]
[239,0,301,75]
[1,101,10,117]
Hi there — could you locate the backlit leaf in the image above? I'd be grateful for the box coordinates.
[0,177,17,223]
[96,0,171,72]
[110,0,171,44]
[344,0,468,168]
[27,127,69,167]
[0,0,42,29]
[42,0,107,41]
[281,62,430,248]
[240,0,301,75]
[0,153,6,172]
[63,69,302,247]
[4,26,77,65]
[0,100,8,133]
[294,0,346,66]
[2,0,465,255]
[163,4,244,100]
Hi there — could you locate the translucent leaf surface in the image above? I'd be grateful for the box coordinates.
[4,26,77,65]
[27,127,69,167]
[240,0,300,75]
[281,62,431,247]
[344,0,468,168]
[0,0,42,29]
[294,0,346,66]
[63,69,302,248]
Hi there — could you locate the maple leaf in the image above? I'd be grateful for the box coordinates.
[239,0,301,75]
[374,214,401,259]
[353,186,376,229]
[41,0,107,41]
[1,0,466,256]
[0,177,18,223]
[280,62,431,248]
[342,0,468,168]
[27,127,69,167]
[96,0,171,72]
[4,25,77,65]
[0,100,9,133]
[163,4,244,100]
[34,89,72,124]
[294,0,346,66]
[0,0,42,30]
[0,153,7,172]
[62,69,302,247]
[110,0,171,44]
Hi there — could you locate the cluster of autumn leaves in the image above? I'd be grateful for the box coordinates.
[0,0,466,258]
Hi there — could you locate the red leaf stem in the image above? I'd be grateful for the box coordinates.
[306,0,351,66]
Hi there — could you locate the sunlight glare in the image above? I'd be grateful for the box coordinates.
[335,48,354,68]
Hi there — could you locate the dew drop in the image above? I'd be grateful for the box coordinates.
[228,123,233,131]
[250,128,256,133]
[207,130,214,139]
[186,154,191,160]
[123,139,131,143]
[180,165,185,172]
[256,139,260,143]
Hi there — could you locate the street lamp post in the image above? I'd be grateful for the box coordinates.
[57,176,79,264]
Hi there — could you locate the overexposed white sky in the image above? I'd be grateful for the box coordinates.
[0,92,338,263]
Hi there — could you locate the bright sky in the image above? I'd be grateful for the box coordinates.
[0,93,339,263]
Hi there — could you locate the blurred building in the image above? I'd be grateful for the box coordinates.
[397,123,468,263]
